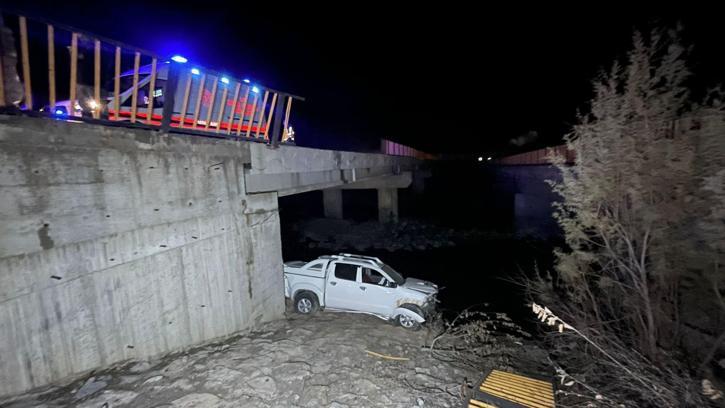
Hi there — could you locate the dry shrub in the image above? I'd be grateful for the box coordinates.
[529,27,725,407]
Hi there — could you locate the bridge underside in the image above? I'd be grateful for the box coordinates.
[244,143,415,196]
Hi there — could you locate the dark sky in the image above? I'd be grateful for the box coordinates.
[5,2,725,155]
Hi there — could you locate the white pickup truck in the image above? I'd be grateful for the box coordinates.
[283,253,439,330]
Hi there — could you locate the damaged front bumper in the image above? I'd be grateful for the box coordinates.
[421,296,439,320]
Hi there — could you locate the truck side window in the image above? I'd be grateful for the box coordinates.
[334,263,357,281]
[361,268,385,286]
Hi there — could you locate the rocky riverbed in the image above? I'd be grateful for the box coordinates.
[1,313,481,408]
[293,218,504,252]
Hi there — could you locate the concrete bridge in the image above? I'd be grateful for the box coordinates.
[0,115,423,397]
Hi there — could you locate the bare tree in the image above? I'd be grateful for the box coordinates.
[531,28,725,407]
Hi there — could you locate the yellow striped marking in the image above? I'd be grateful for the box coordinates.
[469,399,498,408]
[489,370,552,388]
[477,370,555,408]
[481,381,553,405]
[485,374,553,394]
[484,375,554,400]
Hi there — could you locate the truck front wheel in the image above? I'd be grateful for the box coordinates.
[294,292,319,315]
[397,314,421,330]
[396,304,424,331]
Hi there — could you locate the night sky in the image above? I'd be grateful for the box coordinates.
[6,2,725,155]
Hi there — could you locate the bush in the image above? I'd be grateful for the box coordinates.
[531,28,725,407]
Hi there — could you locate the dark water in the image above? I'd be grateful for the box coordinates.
[278,161,558,324]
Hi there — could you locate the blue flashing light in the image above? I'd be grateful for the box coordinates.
[54,109,64,115]
[242,78,251,84]
[171,55,188,63]
[221,77,230,84]
[251,86,260,93]
[191,68,200,75]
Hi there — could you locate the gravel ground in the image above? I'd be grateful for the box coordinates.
[1,312,477,408]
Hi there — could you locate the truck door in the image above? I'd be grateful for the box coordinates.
[360,267,398,316]
[325,262,361,310]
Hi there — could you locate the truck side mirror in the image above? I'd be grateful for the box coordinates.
[387,281,397,288]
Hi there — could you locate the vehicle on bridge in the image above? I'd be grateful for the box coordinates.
[283,253,439,330]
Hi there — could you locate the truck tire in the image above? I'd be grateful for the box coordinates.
[294,291,319,315]
[396,304,423,331]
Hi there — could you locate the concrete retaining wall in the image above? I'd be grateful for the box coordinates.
[0,116,284,397]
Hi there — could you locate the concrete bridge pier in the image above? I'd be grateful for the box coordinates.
[377,188,399,223]
[322,186,401,224]
[319,172,413,224]
[323,189,344,219]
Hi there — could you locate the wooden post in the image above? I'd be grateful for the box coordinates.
[236,85,251,136]
[245,91,259,138]
[19,16,33,110]
[93,39,101,119]
[129,51,140,123]
[270,93,286,147]
[113,46,121,120]
[263,92,278,140]
[215,82,228,132]
[226,82,241,134]
[191,74,206,129]
[160,60,180,131]
[47,25,56,110]
[146,57,157,124]
[69,33,78,115]
[254,90,269,138]
[178,72,192,128]
[282,96,293,141]
[203,78,217,130]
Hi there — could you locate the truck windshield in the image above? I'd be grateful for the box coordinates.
[382,264,405,285]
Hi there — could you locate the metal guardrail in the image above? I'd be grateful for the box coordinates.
[494,145,574,166]
[381,139,437,160]
[0,9,304,146]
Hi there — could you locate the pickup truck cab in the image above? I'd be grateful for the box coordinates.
[283,253,439,330]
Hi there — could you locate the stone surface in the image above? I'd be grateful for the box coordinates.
[295,218,492,252]
[0,313,476,408]
[74,377,107,400]
[0,115,418,398]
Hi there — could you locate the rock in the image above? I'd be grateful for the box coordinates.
[417,397,425,406]
[143,375,164,385]
[300,385,329,407]
[170,378,195,391]
[246,375,277,398]
[171,393,229,407]
[74,377,107,399]
[128,360,152,373]
[119,375,140,385]
[76,390,138,408]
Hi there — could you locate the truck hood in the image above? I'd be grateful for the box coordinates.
[401,278,439,295]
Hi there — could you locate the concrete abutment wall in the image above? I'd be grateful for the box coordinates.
[0,116,284,397]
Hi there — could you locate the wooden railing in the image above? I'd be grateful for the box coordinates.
[0,9,304,146]
[381,139,437,160]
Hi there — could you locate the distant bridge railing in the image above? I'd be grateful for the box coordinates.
[381,139,437,160]
[0,9,304,146]
[495,145,574,165]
